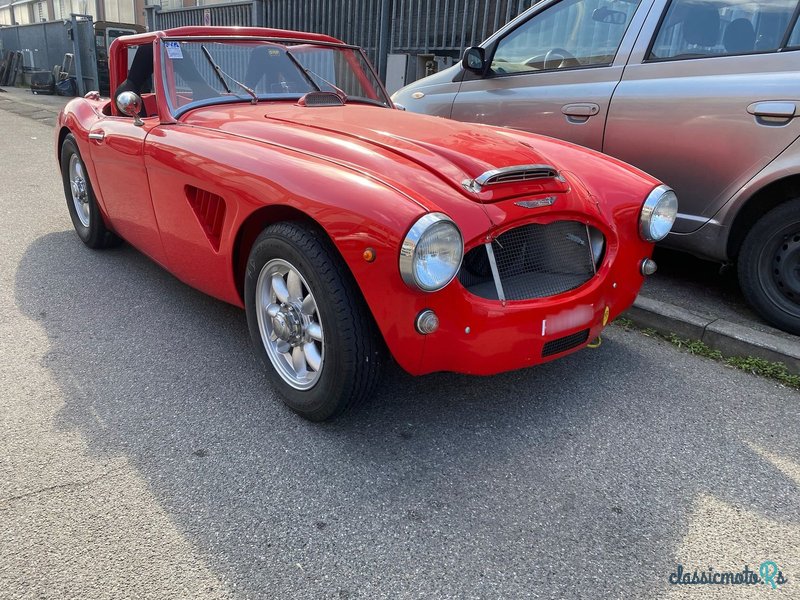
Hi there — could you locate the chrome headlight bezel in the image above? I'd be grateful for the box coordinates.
[399,213,464,292]
[640,184,678,242]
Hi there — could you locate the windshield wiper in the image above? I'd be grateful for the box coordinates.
[285,50,347,103]
[200,44,258,104]
[283,50,322,93]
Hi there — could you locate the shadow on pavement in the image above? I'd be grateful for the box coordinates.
[14,230,800,598]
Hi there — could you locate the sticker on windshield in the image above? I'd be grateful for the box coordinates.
[165,41,183,59]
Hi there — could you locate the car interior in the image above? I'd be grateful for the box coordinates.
[650,0,798,60]
[112,43,156,117]
[111,41,222,117]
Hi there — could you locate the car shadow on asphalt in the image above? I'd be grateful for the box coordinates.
[13,231,800,599]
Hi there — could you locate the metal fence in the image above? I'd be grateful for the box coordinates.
[146,0,536,80]
[264,0,387,71]
[264,0,536,75]
[389,0,534,55]
[147,1,257,30]
[0,15,98,94]
[1,19,75,72]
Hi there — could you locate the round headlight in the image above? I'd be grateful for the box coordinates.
[640,185,678,242]
[399,213,463,292]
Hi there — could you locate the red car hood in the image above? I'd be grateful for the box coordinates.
[181,104,569,203]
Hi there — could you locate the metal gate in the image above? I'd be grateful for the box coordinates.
[146,0,536,81]
[264,0,535,77]
[0,15,98,95]
[145,2,258,31]
[390,0,534,55]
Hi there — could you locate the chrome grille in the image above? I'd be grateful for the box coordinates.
[458,221,605,301]
[301,91,345,107]
[483,167,558,186]
[463,164,559,192]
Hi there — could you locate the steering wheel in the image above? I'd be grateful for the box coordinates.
[543,47,578,70]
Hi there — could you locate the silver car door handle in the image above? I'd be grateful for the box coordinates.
[562,103,600,117]
[562,103,600,124]
[88,131,105,141]
[747,102,796,118]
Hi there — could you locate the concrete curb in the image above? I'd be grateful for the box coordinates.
[625,295,800,375]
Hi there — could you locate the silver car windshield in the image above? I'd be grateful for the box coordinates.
[160,38,390,116]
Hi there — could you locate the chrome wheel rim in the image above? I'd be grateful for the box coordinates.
[255,258,324,390]
[68,154,90,228]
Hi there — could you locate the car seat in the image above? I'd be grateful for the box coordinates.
[114,42,219,116]
[114,43,153,116]
[683,3,720,49]
[245,45,310,94]
[723,18,756,54]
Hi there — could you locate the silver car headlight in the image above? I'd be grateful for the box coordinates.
[640,185,678,242]
[399,213,464,292]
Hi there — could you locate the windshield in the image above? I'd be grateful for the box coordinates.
[160,38,390,116]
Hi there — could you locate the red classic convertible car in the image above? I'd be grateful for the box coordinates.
[56,26,677,421]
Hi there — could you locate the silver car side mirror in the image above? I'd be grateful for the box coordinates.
[116,91,144,126]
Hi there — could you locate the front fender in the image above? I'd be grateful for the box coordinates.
[56,97,111,215]
[142,123,488,373]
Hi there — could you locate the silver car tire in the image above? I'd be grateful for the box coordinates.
[60,133,120,249]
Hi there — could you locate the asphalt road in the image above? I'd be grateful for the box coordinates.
[1,107,798,600]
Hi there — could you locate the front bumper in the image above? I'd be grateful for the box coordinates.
[402,265,641,376]
[346,184,659,378]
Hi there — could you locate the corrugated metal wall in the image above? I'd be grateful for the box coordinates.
[263,0,535,68]
[0,16,97,92]
[0,19,76,71]
[390,0,533,54]
[148,0,537,79]
[152,1,254,29]
[265,0,383,55]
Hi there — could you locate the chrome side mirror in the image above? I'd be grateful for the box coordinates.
[116,91,144,126]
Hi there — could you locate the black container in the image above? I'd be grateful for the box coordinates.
[30,70,55,95]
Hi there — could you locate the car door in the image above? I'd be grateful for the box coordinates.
[87,116,168,266]
[604,0,800,234]
[451,0,652,151]
[87,42,168,266]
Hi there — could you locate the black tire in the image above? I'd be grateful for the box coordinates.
[60,133,120,249]
[738,198,800,334]
[244,222,384,421]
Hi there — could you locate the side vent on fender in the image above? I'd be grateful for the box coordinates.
[186,186,226,251]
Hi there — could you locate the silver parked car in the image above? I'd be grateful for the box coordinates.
[393,0,800,335]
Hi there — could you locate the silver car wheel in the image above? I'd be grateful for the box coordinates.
[255,258,324,390]
[68,154,90,228]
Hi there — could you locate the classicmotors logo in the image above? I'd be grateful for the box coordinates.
[668,562,789,589]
